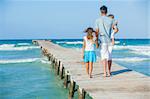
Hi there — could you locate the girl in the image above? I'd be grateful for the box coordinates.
[82,27,97,78]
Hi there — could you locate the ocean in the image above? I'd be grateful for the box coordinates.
[0,40,68,99]
[0,39,149,98]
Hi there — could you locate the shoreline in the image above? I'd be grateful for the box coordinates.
[0,38,150,41]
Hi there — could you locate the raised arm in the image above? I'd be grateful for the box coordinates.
[112,21,119,34]
[95,28,99,38]
[95,28,99,48]
[95,19,100,48]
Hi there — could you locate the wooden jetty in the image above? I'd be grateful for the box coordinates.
[33,40,150,99]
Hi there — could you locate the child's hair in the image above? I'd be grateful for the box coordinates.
[108,14,114,19]
[84,27,95,40]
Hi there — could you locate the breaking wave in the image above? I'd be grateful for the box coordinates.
[56,41,83,44]
[17,43,31,46]
[113,45,150,56]
[113,57,149,62]
[0,58,40,64]
[0,58,51,64]
[0,44,40,51]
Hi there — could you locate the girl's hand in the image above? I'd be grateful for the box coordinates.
[82,54,84,59]
[95,40,99,48]
[96,43,99,48]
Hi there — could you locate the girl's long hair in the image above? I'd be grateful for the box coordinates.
[87,32,93,40]
[84,27,95,40]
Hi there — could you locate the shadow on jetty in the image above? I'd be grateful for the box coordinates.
[111,69,132,75]
[93,69,132,77]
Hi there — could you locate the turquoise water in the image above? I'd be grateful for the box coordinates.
[0,40,68,99]
[53,39,150,76]
[0,39,149,99]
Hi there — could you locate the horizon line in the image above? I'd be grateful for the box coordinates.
[0,38,150,40]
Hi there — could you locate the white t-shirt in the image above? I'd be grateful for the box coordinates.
[95,16,114,44]
[84,35,96,51]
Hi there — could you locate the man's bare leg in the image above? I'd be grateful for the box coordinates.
[102,59,107,77]
[108,60,112,76]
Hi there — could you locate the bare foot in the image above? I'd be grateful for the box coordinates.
[103,73,107,77]
[107,73,111,77]
[89,75,92,78]
[108,72,112,76]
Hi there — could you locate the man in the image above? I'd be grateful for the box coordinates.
[95,5,118,77]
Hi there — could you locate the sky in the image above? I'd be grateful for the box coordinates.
[148,0,150,37]
[0,0,149,39]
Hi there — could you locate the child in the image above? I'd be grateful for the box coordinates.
[108,14,118,45]
[82,27,97,78]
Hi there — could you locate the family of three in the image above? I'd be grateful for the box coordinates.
[82,5,119,78]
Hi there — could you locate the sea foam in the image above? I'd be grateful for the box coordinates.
[0,58,40,64]
[113,45,150,56]
[113,57,149,62]
[17,43,31,46]
[56,41,83,44]
[0,58,52,64]
[40,59,51,64]
[0,44,15,48]
[0,44,40,51]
